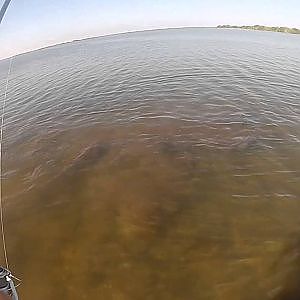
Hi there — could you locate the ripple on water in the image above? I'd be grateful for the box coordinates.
[0,28,299,300]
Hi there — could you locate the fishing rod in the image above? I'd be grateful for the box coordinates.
[0,0,11,24]
[0,1,20,299]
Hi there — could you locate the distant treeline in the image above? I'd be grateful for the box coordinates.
[217,25,300,34]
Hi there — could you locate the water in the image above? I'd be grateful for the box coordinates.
[0,28,300,299]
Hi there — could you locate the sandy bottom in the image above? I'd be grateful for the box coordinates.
[2,121,300,300]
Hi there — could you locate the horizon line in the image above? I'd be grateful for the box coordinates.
[1,24,299,62]
[1,26,216,61]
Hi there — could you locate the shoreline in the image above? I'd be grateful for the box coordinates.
[217,24,300,34]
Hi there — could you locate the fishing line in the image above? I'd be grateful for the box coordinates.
[0,2,21,299]
[0,57,13,270]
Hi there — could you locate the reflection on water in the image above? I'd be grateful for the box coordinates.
[0,28,300,299]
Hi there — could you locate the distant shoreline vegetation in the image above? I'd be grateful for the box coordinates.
[217,25,300,34]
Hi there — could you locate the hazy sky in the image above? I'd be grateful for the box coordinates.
[1,0,300,60]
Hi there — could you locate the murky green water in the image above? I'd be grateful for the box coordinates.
[0,28,300,299]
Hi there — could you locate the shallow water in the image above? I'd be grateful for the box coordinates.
[0,28,300,299]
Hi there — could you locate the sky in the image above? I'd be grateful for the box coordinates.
[0,0,300,60]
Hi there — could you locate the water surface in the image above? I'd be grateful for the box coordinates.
[0,28,300,300]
